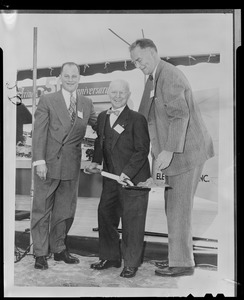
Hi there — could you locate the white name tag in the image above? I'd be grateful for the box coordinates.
[114,124,124,134]
[78,110,83,119]
[150,89,155,98]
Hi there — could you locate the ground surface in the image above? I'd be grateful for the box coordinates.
[9,252,233,297]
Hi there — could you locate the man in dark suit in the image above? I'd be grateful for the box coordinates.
[87,79,151,278]
[130,39,214,277]
[31,62,97,270]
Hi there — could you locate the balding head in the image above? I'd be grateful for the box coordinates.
[108,79,130,93]
[107,79,131,109]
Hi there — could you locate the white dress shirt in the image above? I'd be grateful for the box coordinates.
[62,88,77,109]
[108,105,126,127]
[151,62,159,85]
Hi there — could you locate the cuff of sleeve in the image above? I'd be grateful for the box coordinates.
[33,160,46,166]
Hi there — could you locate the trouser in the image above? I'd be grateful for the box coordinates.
[31,174,79,257]
[98,178,149,267]
[165,164,204,267]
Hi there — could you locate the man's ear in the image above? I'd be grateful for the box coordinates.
[149,47,157,57]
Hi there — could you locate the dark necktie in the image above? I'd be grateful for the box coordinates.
[138,74,154,119]
[107,109,120,116]
[68,93,76,124]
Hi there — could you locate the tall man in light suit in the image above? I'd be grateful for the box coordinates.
[88,79,150,278]
[130,39,214,277]
[31,62,97,270]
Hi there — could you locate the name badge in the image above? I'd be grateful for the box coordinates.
[150,89,155,98]
[78,110,83,119]
[114,124,124,134]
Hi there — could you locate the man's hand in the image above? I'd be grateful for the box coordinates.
[118,172,132,186]
[87,162,99,170]
[36,164,48,180]
[156,150,174,170]
[84,162,101,174]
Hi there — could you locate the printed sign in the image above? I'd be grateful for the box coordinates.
[18,78,110,103]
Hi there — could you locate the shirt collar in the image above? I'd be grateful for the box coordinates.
[62,88,76,99]
[108,105,126,115]
[150,62,159,80]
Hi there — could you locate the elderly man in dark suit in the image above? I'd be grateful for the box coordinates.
[87,79,151,278]
[130,39,214,277]
[31,62,97,270]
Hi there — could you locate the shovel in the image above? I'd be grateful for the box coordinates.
[84,167,152,191]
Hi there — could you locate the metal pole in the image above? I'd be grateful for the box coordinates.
[141,29,144,38]
[108,28,131,46]
[92,227,218,243]
[30,27,38,254]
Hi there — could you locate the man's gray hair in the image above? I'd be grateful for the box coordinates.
[108,79,130,93]
[129,38,158,52]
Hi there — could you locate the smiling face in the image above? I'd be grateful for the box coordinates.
[60,64,80,93]
[108,80,131,109]
[130,46,158,75]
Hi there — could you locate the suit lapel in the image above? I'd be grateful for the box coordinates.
[76,94,85,118]
[154,60,164,91]
[139,60,164,120]
[111,106,129,150]
[52,91,72,133]
[63,93,86,142]
[138,61,165,119]
[66,91,82,127]
[99,111,108,148]
[100,106,130,150]
[138,77,154,119]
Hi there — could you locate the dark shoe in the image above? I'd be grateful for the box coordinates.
[90,259,121,270]
[54,249,79,264]
[155,260,169,269]
[155,266,194,277]
[34,256,48,270]
[120,266,138,278]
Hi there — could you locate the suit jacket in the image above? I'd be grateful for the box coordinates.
[32,90,97,180]
[145,60,214,176]
[92,105,151,185]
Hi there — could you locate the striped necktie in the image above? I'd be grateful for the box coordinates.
[138,74,154,119]
[68,93,76,124]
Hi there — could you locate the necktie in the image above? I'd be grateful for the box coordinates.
[138,74,154,119]
[107,109,120,116]
[68,93,76,124]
